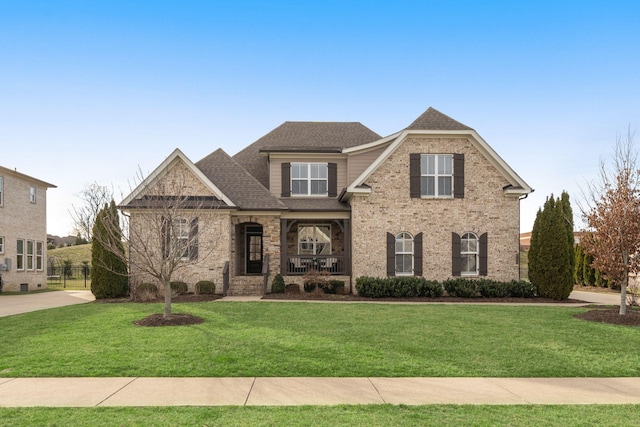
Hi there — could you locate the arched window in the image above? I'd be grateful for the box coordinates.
[461,232,479,275]
[395,232,414,275]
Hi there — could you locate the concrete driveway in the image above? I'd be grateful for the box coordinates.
[0,290,95,317]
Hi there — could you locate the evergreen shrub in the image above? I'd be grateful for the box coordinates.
[443,278,478,298]
[170,281,188,295]
[271,274,285,294]
[195,280,216,295]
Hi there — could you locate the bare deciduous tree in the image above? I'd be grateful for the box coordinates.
[70,183,113,242]
[580,129,640,315]
[97,162,222,318]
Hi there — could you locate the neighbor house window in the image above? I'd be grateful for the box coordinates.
[29,186,36,203]
[298,225,331,255]
[291,163,328,196]
[461,232,479,275]
[16,239,24,270]
[36,241,44,271]
[0,176,3,206]
[26,240,34,270]
[421,154,453,197]
[0,236,4,254]
[395,232,414,275]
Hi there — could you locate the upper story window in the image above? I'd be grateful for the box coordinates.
[421,154,452,197]
[291,163,328,196]
[29,186,36,203]
[410,153,464,199]
[0,176,3,206]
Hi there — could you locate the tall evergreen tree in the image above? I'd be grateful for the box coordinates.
[559,191,575,279]
[528,195,574,300]
[582,252,596,286]
[91,201,128,299]
[574,244,584,285]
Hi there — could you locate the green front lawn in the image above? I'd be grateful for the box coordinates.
[1,405,638,427]
[1,302,638,378]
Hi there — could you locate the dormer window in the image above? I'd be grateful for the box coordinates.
[281,162,337,198]
[291,163,328,196]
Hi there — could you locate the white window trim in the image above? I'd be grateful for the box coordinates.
[172,217,190,261]
[291,163,328,197]
[36,241,44,271]
[0,236,4,254]
[26,240,34,271]
[298,224,332,256]
[395,232,414,276]
[461,232,479,276]
[16,239,25,271]
[30,186,36,204]
[420,154,454,198]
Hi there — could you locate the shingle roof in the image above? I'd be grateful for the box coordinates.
[195,149,286,210]
[405,107,473,131]
[233,121,381,187]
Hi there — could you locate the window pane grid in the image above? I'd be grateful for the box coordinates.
[461,232,479,275]
[291,163,328,196]
[420,154,453,197]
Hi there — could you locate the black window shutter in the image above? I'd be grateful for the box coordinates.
[328,163,337,197]
[409,154,421,198]
[479,232,488,276]
[414,232,423,276]
[281,163,291,197]
[453,154,464,199]
[451,232,461,276]
[386,232,395,277]
[189,217,199,260]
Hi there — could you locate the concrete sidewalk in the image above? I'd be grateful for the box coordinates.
[0,377,639,407]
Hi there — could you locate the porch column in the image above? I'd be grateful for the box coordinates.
[280,219,288,275]
[344,219,351,275]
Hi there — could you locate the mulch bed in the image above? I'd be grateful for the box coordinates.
[574,308,640,327]
[134,313,205,327]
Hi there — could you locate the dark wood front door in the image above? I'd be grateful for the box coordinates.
[246,227,263,274]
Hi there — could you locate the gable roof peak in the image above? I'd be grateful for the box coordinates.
[405,107,473,131]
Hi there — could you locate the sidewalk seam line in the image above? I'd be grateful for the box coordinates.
[244,377,256,406]
[367,378,386,404]
[487,378,532,404]
[95,377,139,407]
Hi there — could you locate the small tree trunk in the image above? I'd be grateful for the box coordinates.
[164,281,172,318]
[620,271,628,315]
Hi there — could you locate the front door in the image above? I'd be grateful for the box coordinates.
[246,225,263,274]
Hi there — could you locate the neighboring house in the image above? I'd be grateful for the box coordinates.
[47,234,78,248]
[121,107,533,295]
[0,166,56,292]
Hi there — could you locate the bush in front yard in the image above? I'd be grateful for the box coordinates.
[477,279,509,298]
[355,277,443,298]
[271,274,285,294]
[170,281,188,295]
[507,280,537,298]
[195,280,216,295]
[443,278,479,298]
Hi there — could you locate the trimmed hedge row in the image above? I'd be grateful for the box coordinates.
[356,277,536,299]
[355,277,443,298]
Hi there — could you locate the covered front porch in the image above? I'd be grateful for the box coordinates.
[280,217,351,277]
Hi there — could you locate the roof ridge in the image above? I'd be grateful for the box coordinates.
[405,107,473,131]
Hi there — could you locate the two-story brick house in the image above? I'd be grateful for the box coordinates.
[121,107,532,295]
[0,166,56,292]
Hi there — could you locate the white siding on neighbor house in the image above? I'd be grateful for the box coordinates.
[269,156,348,196]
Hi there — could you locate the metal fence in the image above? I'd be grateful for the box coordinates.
[47,265,91,289]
